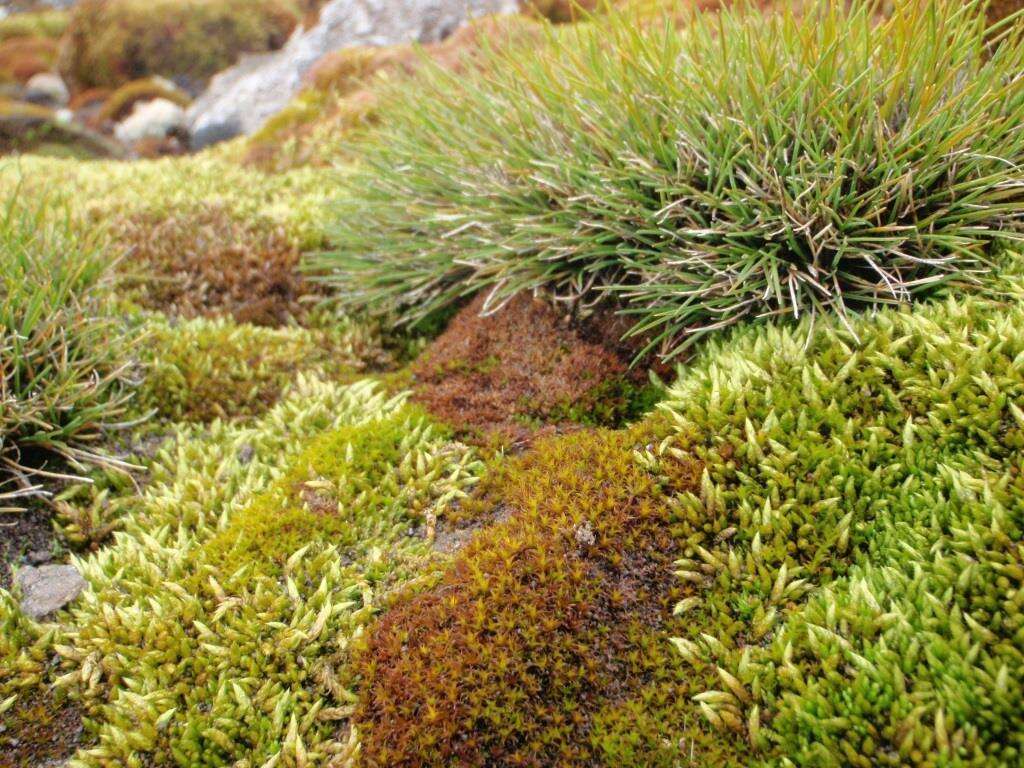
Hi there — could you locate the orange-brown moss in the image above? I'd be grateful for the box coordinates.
[410,293,660,443]
[113,209,322,325]
[353,428,726,767]
[0,37,58,84]
[58,0,300,92]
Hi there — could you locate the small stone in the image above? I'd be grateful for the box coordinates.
[114,98,188,145]
[27,549,52,565]
[574,521,596,548]
[238,443,255,464]
[24,72,70,108]
[16,564,87,620]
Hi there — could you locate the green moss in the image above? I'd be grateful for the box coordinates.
[650,273,1024,765]
[1,378,484,767]
[202,405,454,577]
[546,376,664,428]
[0,10,69,43]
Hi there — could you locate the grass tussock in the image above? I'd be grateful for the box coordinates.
[313,0,1024,360]
[0,197,135,496]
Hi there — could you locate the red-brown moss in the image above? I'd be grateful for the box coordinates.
[353,428,727,767]
[410,293,660,442]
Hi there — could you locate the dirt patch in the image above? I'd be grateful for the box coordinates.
[410,293,660,443]
[115,209,323,325]
[0,688,85,768]
[0,506,58,593]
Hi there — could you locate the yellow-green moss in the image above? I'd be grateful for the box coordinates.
[202,405,457,577]
[136,315,388,423]
[0,9,69,44]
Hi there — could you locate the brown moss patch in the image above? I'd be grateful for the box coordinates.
[353,428,717,767]
[0,688,85,768]
[114,209,322,325]
[410,293,660,443]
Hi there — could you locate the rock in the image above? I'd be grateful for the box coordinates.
[114,97,187,144]
[16,564,87,620]
[0,98,127,158]
[187,0,518,149]
[23,72,69,108]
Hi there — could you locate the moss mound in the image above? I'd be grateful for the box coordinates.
[410,293,661,441]
[354,427,703,767]
[0,10,68,44]
[646,278,1024,766]
[59,0,299,92]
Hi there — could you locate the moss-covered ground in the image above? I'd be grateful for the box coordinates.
[2,2,1023,767]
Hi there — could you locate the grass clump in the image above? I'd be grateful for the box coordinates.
[137,315,389,423]
[643,274,1024,765]
[59,0,299,92]
[0,197,135,495]
[355,427,701,767]
[314,0,1024,360]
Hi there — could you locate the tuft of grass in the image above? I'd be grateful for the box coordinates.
[0,194,136,496]
[313,0,1024,360]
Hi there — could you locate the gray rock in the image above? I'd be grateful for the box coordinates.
[114,97,188,144]
[16,564,86,620]
[187,0,517,149]
[24,72,70,108]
